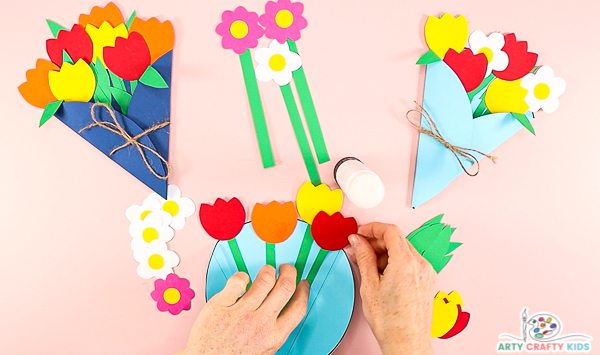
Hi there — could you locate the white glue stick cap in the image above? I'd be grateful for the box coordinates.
[334,157,385,209]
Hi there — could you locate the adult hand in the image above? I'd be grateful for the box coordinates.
[177,264,309,355]
[348,223,436,355]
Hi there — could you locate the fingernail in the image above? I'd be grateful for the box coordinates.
[348,234,358,246]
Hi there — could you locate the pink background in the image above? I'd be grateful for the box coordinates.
[1,0,599,354]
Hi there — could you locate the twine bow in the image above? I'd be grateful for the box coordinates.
[79,103,171,180]
[406,101,497,177]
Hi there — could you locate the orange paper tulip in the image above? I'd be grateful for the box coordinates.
[18,59,58,108]
[129,17,175,64]
[251,201,297,244]
[79,2,124,28]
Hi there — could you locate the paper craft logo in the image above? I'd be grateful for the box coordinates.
[497,308,592,353]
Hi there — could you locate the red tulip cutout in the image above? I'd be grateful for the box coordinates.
[104,32,151,80]
[443,48,488,92]
[311,211,358,251]
[492,33,538,81]
[199,197,246,241]
[46,24,93,66]
[440,305,470,339]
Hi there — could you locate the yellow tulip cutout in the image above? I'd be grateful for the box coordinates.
[431,291,463,338]
[485,78,529,114]
[295,181,343,224]
[48,59,96,102]
[425,14,469,59]
[85,21,129,65]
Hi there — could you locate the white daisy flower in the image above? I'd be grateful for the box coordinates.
[520,66,566,114]
[255,40,302,86]
[468,30,509,76]
[126,197,173,226]
[148,185,196,230]
[133,240,180,279]
[129,212,174,251]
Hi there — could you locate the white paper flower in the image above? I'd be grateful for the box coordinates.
[468,30,509,76]
[129,212,174,251]
[255,40,302,86]
[520,66,566,114]
[133,240,180,279]
[126,197,173,226]
[148,185,196,230]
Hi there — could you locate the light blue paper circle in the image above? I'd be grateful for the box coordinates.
[206,221,355,355]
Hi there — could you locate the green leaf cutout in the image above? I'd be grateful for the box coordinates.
[130,80,138,95]
[512,112,535,135]
[416,50,441,65]
[39,100,63,126]
[467,74,495,101]
[46,19,67,38]
[109,87,132,115]
[62,50,73,65]
[108,71,126,91]
[139,66,169,88]
[126,11,137,29]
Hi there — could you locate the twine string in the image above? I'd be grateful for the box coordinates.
[406,101,497,177]
[79,103,171,180]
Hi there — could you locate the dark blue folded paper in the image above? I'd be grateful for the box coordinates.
[54,51,173,198]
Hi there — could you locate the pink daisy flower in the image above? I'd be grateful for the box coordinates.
[150,273,195,315]
[216,6,264,55]
[259,0,308,43]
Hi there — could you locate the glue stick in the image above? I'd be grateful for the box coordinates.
[334,157,385,209]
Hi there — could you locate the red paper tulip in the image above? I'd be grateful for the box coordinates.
[199,198,246,241]
[46,24,93,66]
[311,211,358,251]
[443,48,488,92]
[492,33,538,81]
[103,32,151,80]
[439,305,470,339]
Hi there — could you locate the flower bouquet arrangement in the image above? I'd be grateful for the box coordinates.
[411,14,566,208]
[216,0,329,186]
[19,2,174,198]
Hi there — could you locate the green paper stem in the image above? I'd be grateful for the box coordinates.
[512,112,535,135]
[62,50,73,65]
[130,80,138,95]
[306,249,329,285]
[109,71,126,91]
[294,226,314,283]
[287,40,330,164]
[280,83,321,185]
[239,50,275,168]
[46,19,67,38]
[467,74,495,101]
[39,100,63,126]
[227,239,251,288]
[266,243,276,268]
[472,96,488,118]
[126,11,137,29]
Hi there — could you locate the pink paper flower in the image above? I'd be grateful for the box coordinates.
[216,6,264,54]
[150,273,195,315]
[259,0,308,43]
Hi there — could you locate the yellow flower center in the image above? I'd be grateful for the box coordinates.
[148,254,165,270]
[142,227,159,243]
[269,54,286,71]
[275,10,294,28]
[230,20,249,39]
[140,210,151,220]
[534,83,550,100]
[163,201,179,217]
[163,288,181,304]
[478,47,494,62]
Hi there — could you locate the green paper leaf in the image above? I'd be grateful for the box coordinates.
[430,255,453,274]
[93,59,110,88]
[416,50,441,65]
[109,87,132,115]
[46,19,67,38]
[473,96,489,118]
[91,60,112,106]
[407,216,462,274]
[126,10,137,29]
[423,214,444,227]
[130,80,138,95]
[447,241,462,254]
[109,71,126,91]
[39,100,63,126]
[512,112,535,135]
[468,74,495,101]
[408,224,444,252]
[62,50,73,65]
[139,66,168,88]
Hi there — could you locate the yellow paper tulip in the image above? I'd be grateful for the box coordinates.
[431,291,463,338]
[296,181,343,225]
[85,21,129,65]
[485,78,529,114]
[48,59,96,102]
[425,14,468,59]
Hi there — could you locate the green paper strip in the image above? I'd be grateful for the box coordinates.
[239,50,275,168]
[294,226,314,283]
[280,83,321,185]
[46,19,67,38]
[91,62,112,107]
[306,249,329,285]
[227,239,251,289]
[512,112,535,135]
[416,49,441,65]
[467,74,495,101]
[473,96,488,118]
[287,40,330,164]
[266,243,276,268]
[39,100,63,126]
[130,80,138,95]
[126,11,137,29]
[62,50,73,65]
[109,71,126,91]
[108,87,132,115]
[139,66,168,88]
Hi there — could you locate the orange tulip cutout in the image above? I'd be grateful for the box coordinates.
[251,201,297,244]
[18,59,58,108]
[79,2,124,28]
[129,17,175,64]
